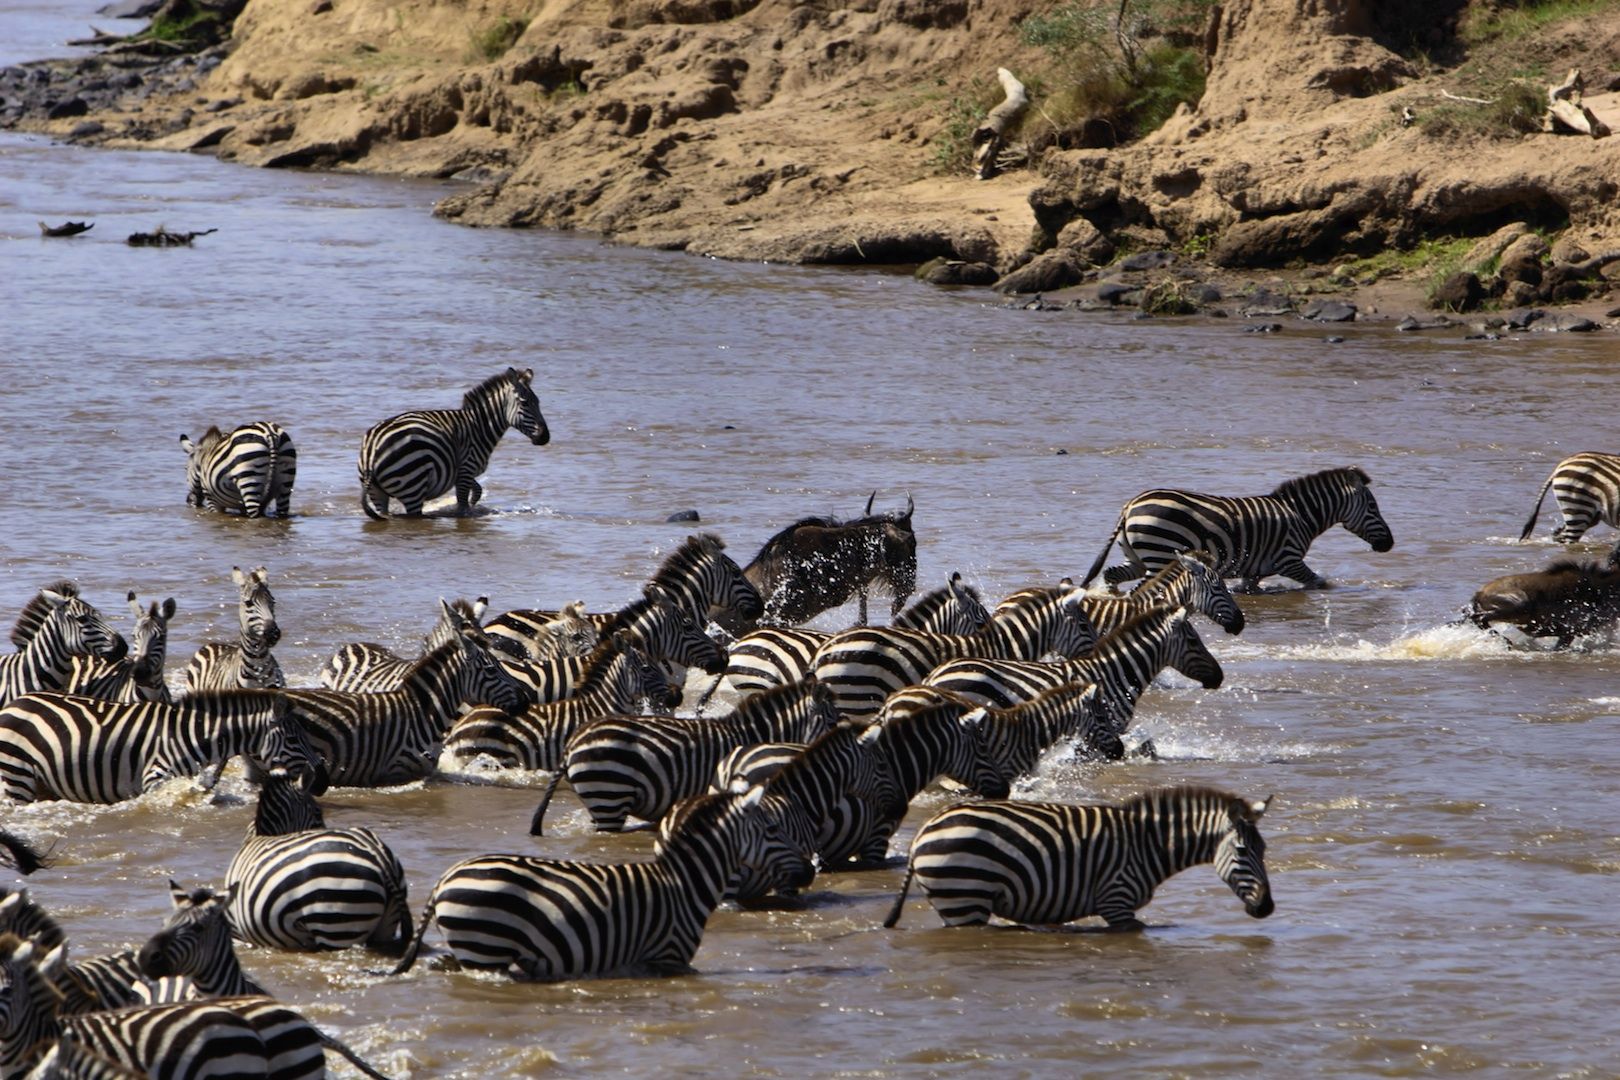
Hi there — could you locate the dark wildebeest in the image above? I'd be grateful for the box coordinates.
[718,494,917,635]
[1468,545,1620,647]
[0,827,48,875]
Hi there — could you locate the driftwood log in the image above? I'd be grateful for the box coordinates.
[972,68,1028,181]
[127,226,217,247]
[1544,68,1610,138]
[38,221,94,237]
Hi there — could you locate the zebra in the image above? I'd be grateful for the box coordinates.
[0,690,324,805]
[23,1037,148,1080]
[442,633,674,772]
[483,532,764,657]
[1,587,127,709]
[810,582,1098,720]
[883,786,1275,930]
[713,572,990,703]
[224,774,410,952]
[65,593,177,705]
[0,832,49,877]
[922,604,1224,745]
[391,785,812,980]
[880,679,1111,774]
[358,366,549,518]
[1001,554,1244,641]
[180,567,283,694]
[317,596,490,693]
[1082,466,1394,591]
[0,892,65,950]
[528,680,843,835]
[180,422,297,518]
[276,608,530,788]
[1519,451,1620,543]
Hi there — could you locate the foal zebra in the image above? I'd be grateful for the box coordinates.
[358,366,549,518]
[392,786,812,980]
[318,596,491,693]
[528,680,843,835]
[884,786,1274,929]
[1,587,127,709]
[0,690,323,805]
[225,774,410,952]
[181,567,283,694]
[810,583,1097,720]
[1083,466,1394,591]
[65,593,176,705]
[1519,451,1620,543]
[180,422,296,518]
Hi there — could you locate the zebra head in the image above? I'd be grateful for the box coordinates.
[1214,795,1275,919]
[497,366,549,446]
[422,595,489,654]
[630,641,682,712]
[1053,584,1100,657]
[137,883,235,982]
[528,600,598,660]
[252,695,329,796]
[1339,470,1394,554]
[1173,552,1245,635]
[0,933,66,1070]
[726,786,818,895]
[41,588,128,664]
[946,572,991,631]
[950,708,1012,799]
[125,592,177,685]
[800,682,844,742]
[179,427,222,507]
[1164,608,1224,690]
[231,566,279,649]
[640,591,727,676]
[699,534,765,624]
[443,602,532,714]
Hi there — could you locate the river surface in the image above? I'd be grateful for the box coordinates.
[4,10,1620,1077]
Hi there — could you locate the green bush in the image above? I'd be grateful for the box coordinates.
[1415,80,1545,138]
[472,16,527,62]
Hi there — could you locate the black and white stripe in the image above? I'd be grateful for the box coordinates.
[22,1036,148,1080]
[391,786,811,979]
[529,680,843,834]
[317,596,490,694]
[180,422,296,518]
[0,690,323,805]
[180,567,283,694]
[884,786,1275,929]
[0,891,65,949]
[357,366,549,518]
[881,679,1112,773]
[1083,466,1394,590]
[1519,451,1620,543]
[1,587,127,709]
[225,775,410,951]
[0,831,49,877]
[65,593,177,705]
[810,583,1098,720]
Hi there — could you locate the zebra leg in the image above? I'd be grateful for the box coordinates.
[274,492,291,517]
[1274,558,1325,589]
[1102,914,1147,932]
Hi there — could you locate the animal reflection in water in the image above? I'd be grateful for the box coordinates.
[1469,544,1620,647]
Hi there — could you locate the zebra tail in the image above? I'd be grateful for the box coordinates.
[316,1029,395,1080]
[389,897,437,976]
[1519,470,1557,541]
[1080,511,1127,587]
[529,772,562,836]
[882,863,916,929]
[359,469,388,521]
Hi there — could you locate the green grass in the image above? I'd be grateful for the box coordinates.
[140,2,227,45]
[1460,0,1615,45]
[1414,80,1546,139]
[470,16,527,62]
[1336,236,1476,285]
[928,78,1000,175]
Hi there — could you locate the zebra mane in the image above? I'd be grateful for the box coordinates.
[177,687,282,710]
[648,533,726,589]
[1115,785,1249,815]
[1270,467,1371,498]
[461,368,523,409]
[655,790,736,851]
[574,633,636,691]
[603,594,661,635]
[898,580,983,623]
[1095,602,1184,645]
[9,581,81,649]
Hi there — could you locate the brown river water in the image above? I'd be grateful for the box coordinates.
[4,12,1620,1077]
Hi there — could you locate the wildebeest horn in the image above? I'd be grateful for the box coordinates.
[865,491,876,516]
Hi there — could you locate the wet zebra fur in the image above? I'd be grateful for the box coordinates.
[810,583,1097,721]
[180,422,296,518]
[392,786,811,980]
[443,633,674,771]
[358,366,549,519]
[225,774,410,952]
[23,1037,148,1080]
[0,892,65,950]
[1,587,127,710]
[1001,554,1244,640]
[884,786,1274,929]
[64,593,176,705]
[0,690,322,805]
[317,596,490,693]
[1082,466,1394,590]
[881,680,1111,775]
[1520,451,1620,543]
[181,567,283,694]
[528,680,842,835]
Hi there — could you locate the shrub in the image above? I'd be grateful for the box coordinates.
[472,16,527,62]
[1415,80,1545,138]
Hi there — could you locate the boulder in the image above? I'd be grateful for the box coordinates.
[1550,236,1591,265]
[1055,217,1114,266]
[916,258,999,286]
[1239,288,1295,317]
[1119,249,1174,272]
[1503,279,1539,307]
[1301,298,1357,322]
[1498,233,1549,286]
[1535,313,1598,333]
[1461,223,1529,271]
[46,96,88,119]
[1096,280,1142,305]
[992,249,1085,294]
[1397,315,1453,332]
[1504,308,1546,329]
[1431,271,1483,313]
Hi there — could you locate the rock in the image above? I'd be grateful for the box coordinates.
[46,96,88,119]
[1119,249,1174,272]
[1535,313,1598,333]
[1064,297,1109,312]
[204,98,240,113]
[1538,264,1591,303]
[1550,236,1591,265]
[1464,332,1502,341]
[1055,217,1114,265]
[1301,298,1357,322]
[1325,335,1346,343]
[992,249,1085,294]
[68,120,103,138]
[1431,271,1483,313]
[1396,315,1453,332]
[1461,223,1529,271]
[1239,288,1295,317]
[311,0,332,11]
[1504,308,1546,330]
[917,258,998,286]
[1187,283,1223,304]
[1498,233,1549,286]
[666,509,701,523]
[1606,305,1620,319]
[1503,279,1539,307]
[1095,280,1141,305]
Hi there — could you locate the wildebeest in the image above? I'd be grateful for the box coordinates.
[1468,545,1620,646]
[718,493,917,634]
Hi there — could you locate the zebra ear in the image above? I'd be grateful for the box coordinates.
[39,942,67,979]
[231,566,247,587]
[471,596,490,621]
[252,567,269,586]
[179,433,196,454]
[737,784,765,810]
[159,598,177,621]
[12,937,37,967]
[1251,794,1275,819]
[128,592,143,619]
[39,589,68,608]
[168,880,188,907]
[957,707,988,733]
[857,724,883,747]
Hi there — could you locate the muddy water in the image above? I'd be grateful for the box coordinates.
[5,28,1620,1076]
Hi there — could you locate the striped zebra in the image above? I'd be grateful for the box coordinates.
[1001,554,1244,641]
[1,587,127,709]
[883,786,1275,929]
[810,583,1097,720]
[0,892,65,949]
[24,1037,147,1080]
[224,774,410,952]
[1082,466,1394,591]
[317,596,491,693]
[442,633,674,771]
[528,680,843,835]
[484,532,764,656]
[277,611,530,788]
[923,604,1224,742]
[881,680,1111,776]
[65,593,176,705]
[0,690,323,805]
[714,573,990,703]
[1519,451,1620,543]
[180,422,296,518]
[358,366,549,519]
[391,786,812,979]
[0,832,49,877]
[181,567,283,694]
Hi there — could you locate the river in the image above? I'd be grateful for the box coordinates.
[3,7,1620,1077]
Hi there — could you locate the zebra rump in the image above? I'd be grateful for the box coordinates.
[1519,451,1620,543]
[180,422,296,518]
